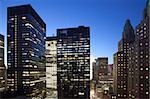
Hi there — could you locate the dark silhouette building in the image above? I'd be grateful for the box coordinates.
[57,26,90,99]
[7,5,46,97]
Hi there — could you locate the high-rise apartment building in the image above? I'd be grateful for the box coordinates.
[46,36,57,98]
[7,5,46,97]
[0,34,6,95]
[57,26,90,99]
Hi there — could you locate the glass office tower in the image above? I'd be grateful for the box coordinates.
[57,26,90,99]
[7,5,46,97]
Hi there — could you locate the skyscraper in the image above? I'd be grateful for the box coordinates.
[133,0,150,98]
[57,26,90,99]
[46,36,57,98]
[0,34,6,95]
[113,20,135,98]
[7,5,46,97]
[114,0,150,98]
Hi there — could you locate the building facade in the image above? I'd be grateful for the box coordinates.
[114,0,150,98]
[46,37,57,98]
[108,64,113,76]
[92,61,99,81]
[113,53,118,96]
[97,57,108,76]
[134,0,150,98]
[57,26,90,99]
[7,5,46,97]
[93,57,108,81]
[0,34,6,95]
[113,20,135,98]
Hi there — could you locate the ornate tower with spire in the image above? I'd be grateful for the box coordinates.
[114,19,135,98]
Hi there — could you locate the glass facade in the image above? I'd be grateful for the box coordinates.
[57,26,90,99]
[7,5,46,97]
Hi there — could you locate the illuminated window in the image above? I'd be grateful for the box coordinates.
[140,84,143,86]
[22,16,26,19]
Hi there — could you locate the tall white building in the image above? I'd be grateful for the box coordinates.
[46,37,57,98]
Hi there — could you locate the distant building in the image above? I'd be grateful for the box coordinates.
[93,57,108,81]
[7,5,46,97]
[57,26,90,99]
[108,64,113,76]
[92,61,99,81]
[113,53,118,96]
[97,57,108,77]
[92,57,113,98]
[97,75,113,99]
[46,36,57,98]
[0,34,6,95]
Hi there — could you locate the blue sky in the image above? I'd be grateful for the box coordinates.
[0,0,147,64]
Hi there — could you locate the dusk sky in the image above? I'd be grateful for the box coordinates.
[0,0,147,64]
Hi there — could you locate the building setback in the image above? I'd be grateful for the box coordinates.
[57,26,90,99]
[46,36,57,98]
[7,5,46,97]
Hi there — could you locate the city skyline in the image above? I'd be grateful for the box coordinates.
[0,0,147,64]
[0,0,149,98]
